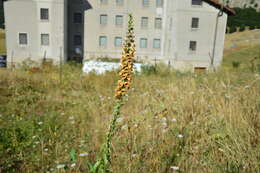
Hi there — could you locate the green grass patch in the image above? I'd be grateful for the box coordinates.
[0,29,6,54]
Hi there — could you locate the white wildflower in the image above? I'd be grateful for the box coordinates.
[162,122,167,127]
[132,154,137,158]
[178,134,183,138]
[171,118,177,122]
[69,116,75,120]
[117,117,124,123]
[71,163,76,168]
[44,148,48,152]
[79,152,89,157]
[38,121,43,125]
[121,124,128,130]
[161,117,167,122]
[170,166,179,170]
[56,164,66,169]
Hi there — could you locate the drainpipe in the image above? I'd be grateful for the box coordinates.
[161,0,168,61]
[211,2,224,71]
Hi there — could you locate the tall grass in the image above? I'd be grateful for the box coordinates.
[0,64,259,173]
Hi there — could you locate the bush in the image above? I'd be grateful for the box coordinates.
[141,64,157,75]
[229,27,237,33]
[232,61,241,68]
[239,26,246,32]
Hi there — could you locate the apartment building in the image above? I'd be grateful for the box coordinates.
[4,0,235,71]
[4,0,91,64]
[85,0,235,71]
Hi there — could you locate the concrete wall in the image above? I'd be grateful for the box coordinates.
[4,0,66,65]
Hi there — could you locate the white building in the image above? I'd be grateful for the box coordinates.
[4,0,235,71]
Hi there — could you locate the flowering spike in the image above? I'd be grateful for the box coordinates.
[115,14,136,99]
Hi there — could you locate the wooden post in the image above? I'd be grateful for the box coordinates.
[154,57,157,67]
[11,50,14,70]
[43,50,47,62]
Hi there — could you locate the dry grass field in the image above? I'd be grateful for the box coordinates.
[0,64,259,173]
[0,29,259,172]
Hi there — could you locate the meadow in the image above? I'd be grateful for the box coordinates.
[0,63,259,173]
[0,29,260,173]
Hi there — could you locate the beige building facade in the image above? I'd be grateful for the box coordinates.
[4,0,68,64]
[84,0,235,71]
[4,0,235,71]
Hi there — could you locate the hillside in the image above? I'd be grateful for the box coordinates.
[223,29,260,70]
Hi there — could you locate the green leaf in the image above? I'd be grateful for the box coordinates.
[69,148,77,162]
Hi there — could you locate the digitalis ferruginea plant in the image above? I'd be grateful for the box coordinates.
[88,14,135,173]
[115,14,135,99]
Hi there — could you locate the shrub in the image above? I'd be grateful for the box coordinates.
[239,26,246,32]
[141,64,157,75]
[232,61,241,68]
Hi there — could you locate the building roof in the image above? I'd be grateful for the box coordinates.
[203,0,236,15]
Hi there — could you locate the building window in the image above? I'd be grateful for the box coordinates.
[114,37,122,47]
[116,0,124,5]
[74,34,82,46]
[192,0,202,5]
[74,13,82,24]
[153,39,161,49]
[99,36,107,46]
[191,17,199,28]
[115,15,123,26]
[189,41,197,51]
[141,17,148,28]
[100,0,108,4]
[140,38,148,48]
[19,33,28,45]
[155,18,162,29]
[100,14,108,25]
[41,34,49,46]
[156,0,163,7]
[40,8,49,20]
[143,0,149,7]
